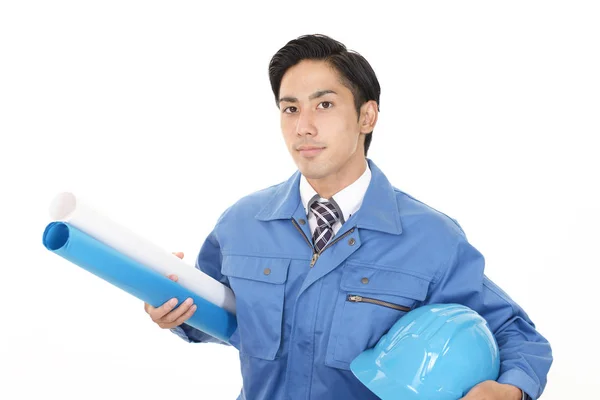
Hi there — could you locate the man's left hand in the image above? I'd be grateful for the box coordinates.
[460,380,522,400]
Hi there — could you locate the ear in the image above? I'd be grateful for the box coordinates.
[359,100,378,134]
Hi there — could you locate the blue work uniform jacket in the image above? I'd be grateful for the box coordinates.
[172,158,552,400]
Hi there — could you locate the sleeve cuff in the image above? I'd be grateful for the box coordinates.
[170,323,231,345]
[497,368,539,400]
[170,325,196,343]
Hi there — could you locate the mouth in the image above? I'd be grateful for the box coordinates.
[297,146,325,158]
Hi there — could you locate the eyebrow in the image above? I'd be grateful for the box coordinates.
[278,89,337,105]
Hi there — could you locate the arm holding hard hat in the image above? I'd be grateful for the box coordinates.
[427,236,552,400]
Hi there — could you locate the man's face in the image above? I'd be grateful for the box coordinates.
[278,59,370,182]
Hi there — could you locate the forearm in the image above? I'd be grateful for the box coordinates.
[428,237,553,399]
[492,308,553,399]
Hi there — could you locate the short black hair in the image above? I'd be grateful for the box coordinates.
[268,34,381,156]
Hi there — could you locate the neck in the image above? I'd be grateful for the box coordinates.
[307,157,367,199]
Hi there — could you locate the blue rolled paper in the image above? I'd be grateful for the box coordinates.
[42,221,237,343]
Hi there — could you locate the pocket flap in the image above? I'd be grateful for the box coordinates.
[340,263,430,300]
[221,255,290,284]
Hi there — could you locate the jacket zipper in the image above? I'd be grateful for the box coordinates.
[292,219,356,267]
[347,294,411,312]
[292,218,314,250]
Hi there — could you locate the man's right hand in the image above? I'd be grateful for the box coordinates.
[144,251,197,329]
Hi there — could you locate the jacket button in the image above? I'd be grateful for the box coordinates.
[361,277,369,284]
[264,268,271,275]
[348,238,356,246]
[298,219,306,225]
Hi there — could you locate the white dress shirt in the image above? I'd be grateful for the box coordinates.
[300,159,371,238]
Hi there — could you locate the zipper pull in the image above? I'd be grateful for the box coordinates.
[348,295,362,302]
[310,252,319,267]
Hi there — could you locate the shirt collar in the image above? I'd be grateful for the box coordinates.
[299,159,371,224]
[255,158,402,236]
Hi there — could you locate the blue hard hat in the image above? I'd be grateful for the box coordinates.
[350,303,500,400]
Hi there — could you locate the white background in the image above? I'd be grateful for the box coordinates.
[1,1,598,399]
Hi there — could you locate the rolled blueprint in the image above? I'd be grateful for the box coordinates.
[49,192,236,314]
[43,221,237,343]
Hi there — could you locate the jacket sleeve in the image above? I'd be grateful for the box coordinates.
[170,227,232,346]
[426,235,553,400]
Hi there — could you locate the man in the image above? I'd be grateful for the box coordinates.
[144,34,552,399]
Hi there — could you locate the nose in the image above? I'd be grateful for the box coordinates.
[295,109,316,137]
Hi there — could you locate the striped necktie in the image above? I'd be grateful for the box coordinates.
[310,200,341,253]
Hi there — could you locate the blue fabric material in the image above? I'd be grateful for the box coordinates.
[42,221,237,343]
[174,158,552,400]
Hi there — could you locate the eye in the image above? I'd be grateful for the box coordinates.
[318,101,333,109]
[283,106,297,114]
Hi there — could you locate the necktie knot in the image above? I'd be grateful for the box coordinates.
[310,201,340,229]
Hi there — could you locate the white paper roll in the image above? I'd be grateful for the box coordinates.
[49,192,236,314]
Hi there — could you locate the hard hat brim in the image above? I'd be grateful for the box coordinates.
[350,349,423,400]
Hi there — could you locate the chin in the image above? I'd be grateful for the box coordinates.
[294,155,334,177]
[298,165,330,180]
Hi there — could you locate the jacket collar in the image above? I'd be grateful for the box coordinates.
[255,158,402,235]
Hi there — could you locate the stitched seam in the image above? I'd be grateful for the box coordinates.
[483,278,517,314]
[344,260,434,281]
[307,279,325,400]
[221,251,310,261]
[393,189,465,235]
[431,237,459,285]
[500,364,541,399]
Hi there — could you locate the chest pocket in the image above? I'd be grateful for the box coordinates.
[325,262,431,370]
[221,254,290,361]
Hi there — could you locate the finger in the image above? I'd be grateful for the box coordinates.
[172,251,184,259]
[144,302,154,314]
[161,302,197,329]
[159,297,194,325]
[167,274,179,282]
[158,302,196,329]
[148,297,179,321]
[171,302,197,327]
[458,388,478,400]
